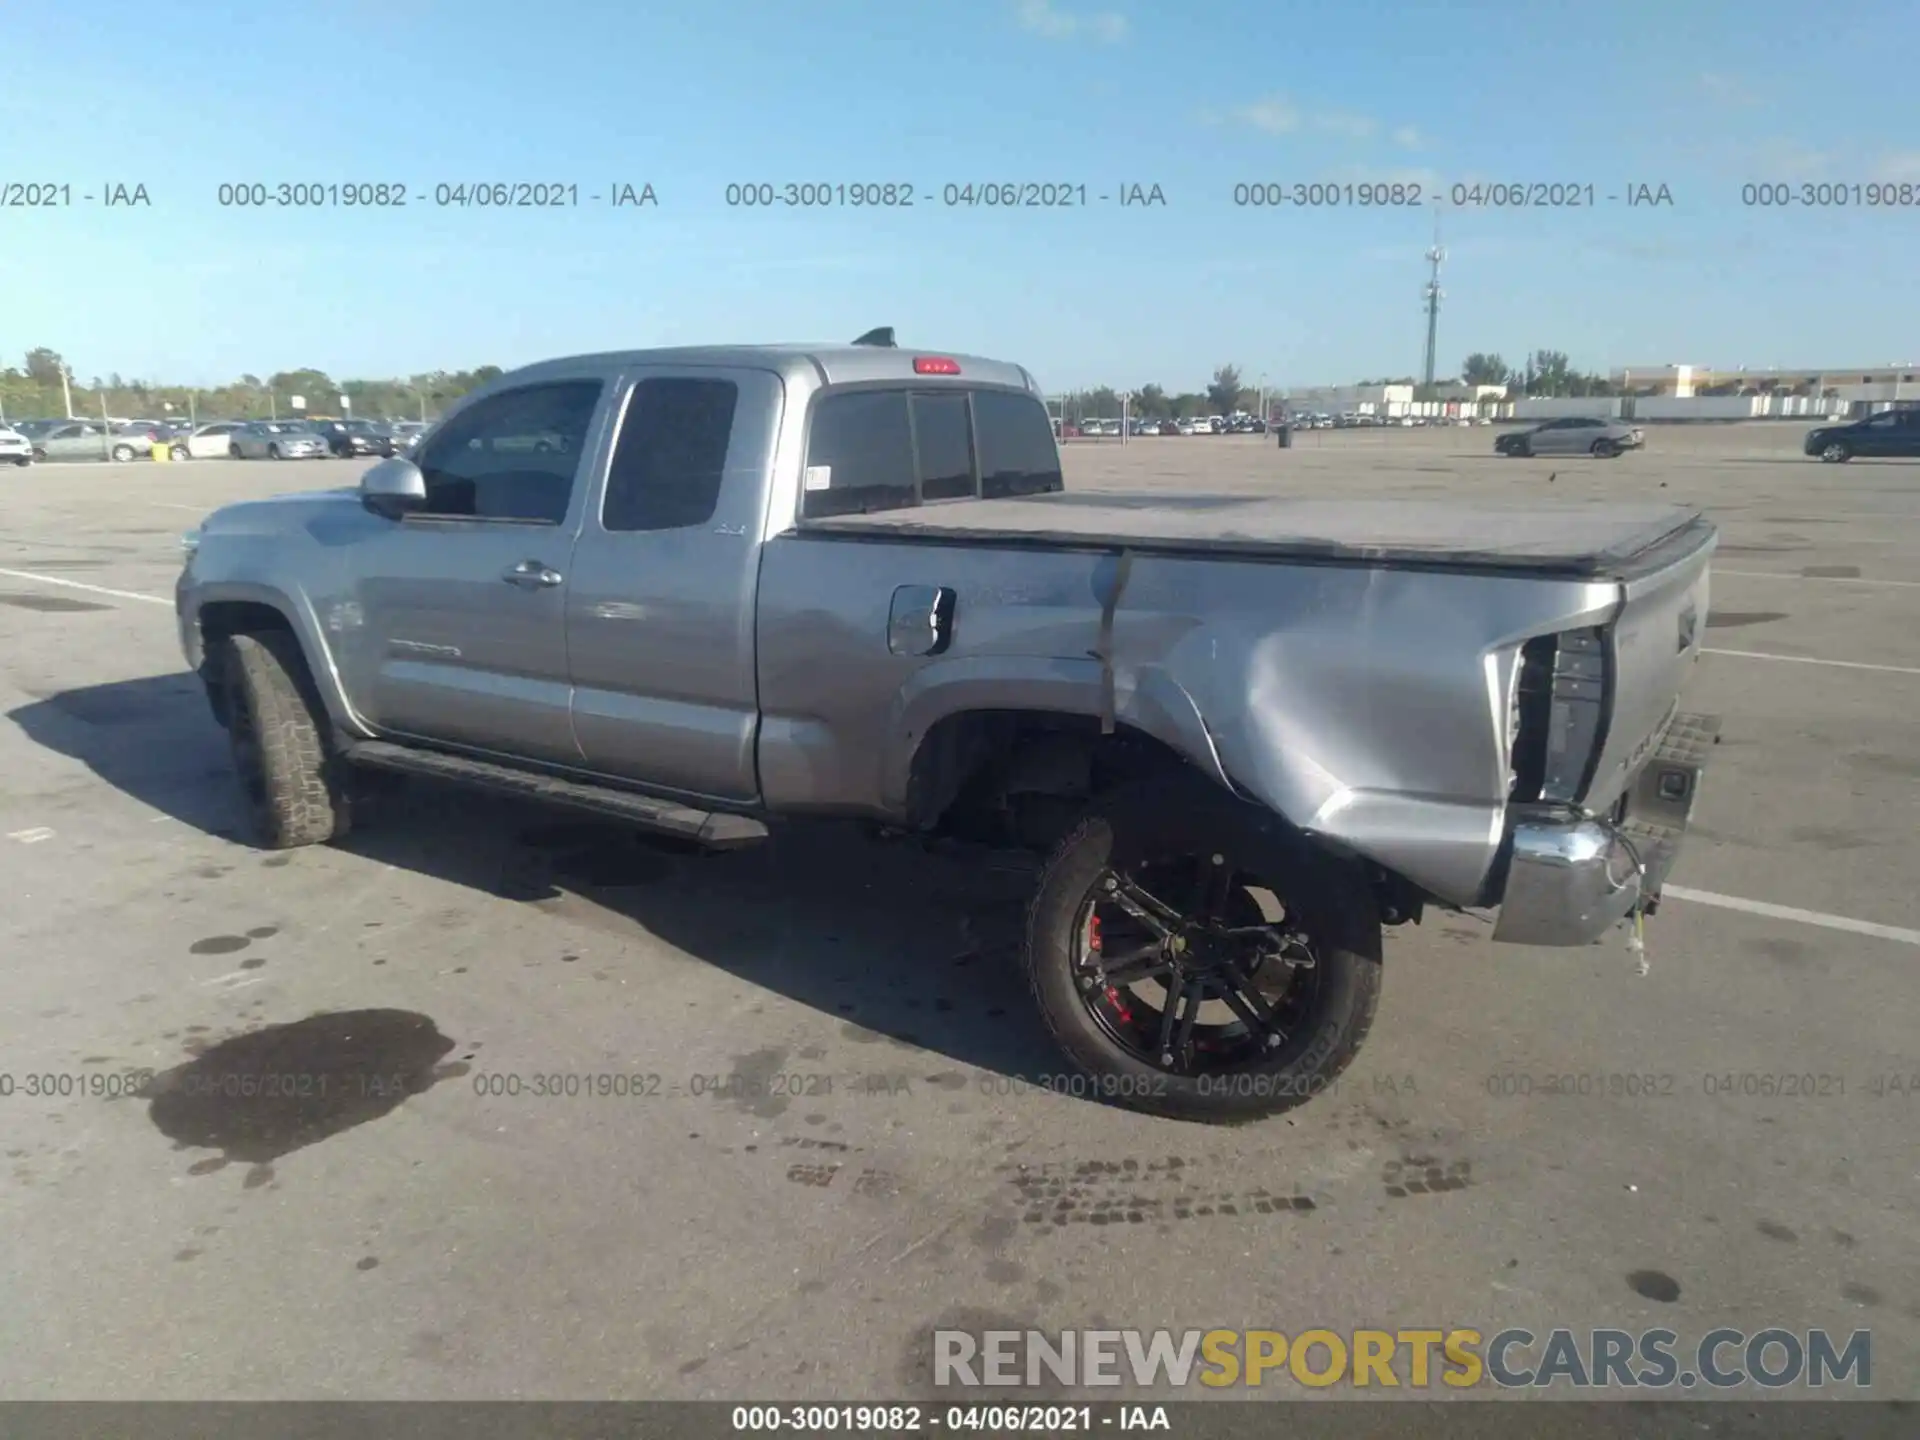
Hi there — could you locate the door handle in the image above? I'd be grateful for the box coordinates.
[502,560,563,589]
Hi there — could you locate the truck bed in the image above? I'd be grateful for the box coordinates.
[797,491,1715,580]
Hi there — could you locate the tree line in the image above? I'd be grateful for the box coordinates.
[0,347,504,425]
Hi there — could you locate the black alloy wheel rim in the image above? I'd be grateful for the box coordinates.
[1073,854,1322,1075]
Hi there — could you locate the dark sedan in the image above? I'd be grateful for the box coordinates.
[312,418,398,458]
[1803,407,1920,462]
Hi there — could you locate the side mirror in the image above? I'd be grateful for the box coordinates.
[360,456,427,520]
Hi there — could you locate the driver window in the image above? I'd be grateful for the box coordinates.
[413,380,604,523]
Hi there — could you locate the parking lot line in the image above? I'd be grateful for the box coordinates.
[1664,884,1920,947]
[1703,647,1920,676]
[0,567,170,607]
[1715,568,1920,590]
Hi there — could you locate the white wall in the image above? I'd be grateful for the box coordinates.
[1512,397,1621,420]
[1633,395,1764,421]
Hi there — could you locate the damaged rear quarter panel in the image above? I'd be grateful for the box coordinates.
[754,536,1617,904]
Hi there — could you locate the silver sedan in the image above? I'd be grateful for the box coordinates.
[1495,416,1644,458]
[228,422,329,460]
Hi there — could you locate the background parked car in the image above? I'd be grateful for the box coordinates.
[175,421,247,458]
[312,417,397,458]
[1803,406,1920,462]
[112,421,169,456]
[229,421,328,459]
[1495,416,1643,458]
[32,420,121,461]
[13,419,62,445]
[0,424,33,466]
[387,421,429,453]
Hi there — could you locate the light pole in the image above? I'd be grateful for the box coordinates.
[60,363,75,419]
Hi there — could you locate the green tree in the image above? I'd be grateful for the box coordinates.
[1461,352,1509,386]
[24,348,66,387]
[1134,383,1169,418]
[1206,365,1242,414]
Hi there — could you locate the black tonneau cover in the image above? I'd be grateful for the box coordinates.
[797,491,1715,580]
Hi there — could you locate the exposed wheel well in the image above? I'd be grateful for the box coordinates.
[197,601,299,727]
[903,707,1434,927]
[903,709,1212,850]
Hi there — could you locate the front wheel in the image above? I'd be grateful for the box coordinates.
[1023,778,1383,1123]
[229,444,243,458]
[1591,438,1618,458]
[11,457,29,468]
[1820,442,1851,463]
[266,444,281,459]
[212,629,351,849]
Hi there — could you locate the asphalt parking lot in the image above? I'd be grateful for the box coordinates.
[0,427,1915,1407]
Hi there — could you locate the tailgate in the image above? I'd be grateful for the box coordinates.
[1583,523,1716,808]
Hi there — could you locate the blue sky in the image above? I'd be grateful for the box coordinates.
[4,0,1917,391]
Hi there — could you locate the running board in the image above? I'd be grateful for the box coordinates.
[340,740,769,849]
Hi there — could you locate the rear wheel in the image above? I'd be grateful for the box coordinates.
[229,444,243,458]
[1820,441,1851,463]
[1024,777,1383,1123]
[213,629,351,849]
[111,443,137,462]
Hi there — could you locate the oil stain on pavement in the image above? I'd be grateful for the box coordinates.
[139,1009,469,1178]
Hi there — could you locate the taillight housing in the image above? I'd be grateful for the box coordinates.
[912,356,961,375]
[1508,627,1608,804]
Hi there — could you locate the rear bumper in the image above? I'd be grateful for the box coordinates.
[1492,711,1720,946]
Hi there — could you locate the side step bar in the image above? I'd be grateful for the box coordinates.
[340,740,770,849]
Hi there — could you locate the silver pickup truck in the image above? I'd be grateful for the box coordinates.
[176,333,1719,1123]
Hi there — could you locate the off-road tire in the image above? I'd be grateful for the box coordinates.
[1023,776,1383,1123]
[215,629,350,848]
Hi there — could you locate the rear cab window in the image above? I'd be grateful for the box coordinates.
[800,385,1062,520]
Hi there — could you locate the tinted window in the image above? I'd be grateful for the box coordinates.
[913,391,975,501]
[602,377,739,532]
[975,390,1063,498]
[803,391,916,519]
[414,380,602,523]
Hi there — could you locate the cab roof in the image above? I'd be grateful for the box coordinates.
[497,343,1041,394]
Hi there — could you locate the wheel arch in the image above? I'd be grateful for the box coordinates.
[887,657,1238,825]
[192,583,369,739]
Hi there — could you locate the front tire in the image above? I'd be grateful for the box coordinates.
[213,630,351,849]
[1591,438,1618,458]
[1820,442,1851,463]
[266,444,281,460]
[1023,777,1383,1123]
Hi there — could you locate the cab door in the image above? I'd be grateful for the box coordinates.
[564,367,782,803]
[337,376,616,765]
